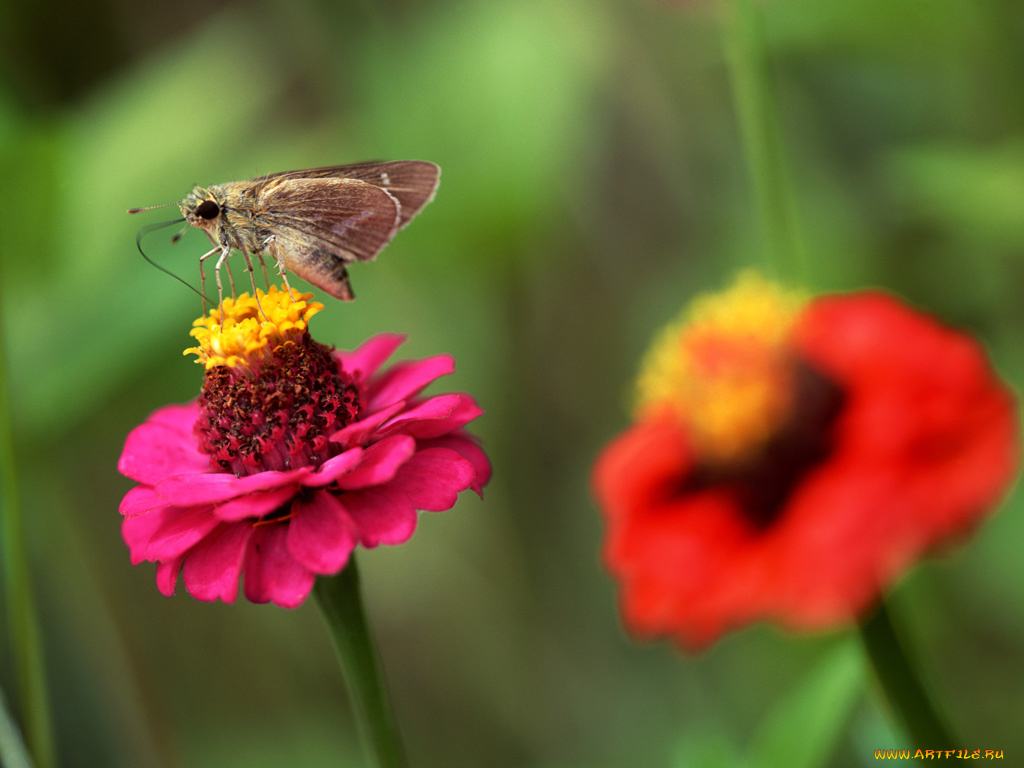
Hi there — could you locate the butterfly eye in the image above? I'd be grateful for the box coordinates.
[196,200,220,220]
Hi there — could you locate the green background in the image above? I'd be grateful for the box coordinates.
[1,0,1022,766]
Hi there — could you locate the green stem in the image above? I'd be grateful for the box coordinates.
[721,0,808,283]
[858,599,957,748]
[0,296,56,768]
[313,557,406,768]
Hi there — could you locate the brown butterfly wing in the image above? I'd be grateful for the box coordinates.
[327,161,440,228]
[251,161,440,229]
[252,177,401,299]
[254,176,400,260]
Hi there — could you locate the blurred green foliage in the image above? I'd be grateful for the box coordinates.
[1,0,1022,766]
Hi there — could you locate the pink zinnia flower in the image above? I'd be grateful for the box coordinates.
[118,287,490,608]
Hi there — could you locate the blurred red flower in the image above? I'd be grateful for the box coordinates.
[593,274,1019,649]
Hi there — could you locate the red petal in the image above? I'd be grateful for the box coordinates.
[418,434,492,495]
[367,355,455,410]
[155,467,308,506]
[376,394,484,440]
[119,485,171,516]
[182,522,253,603]
[118,420,210,485]
[146,505,220,561]
[342,485,418,547]
[213,485,297,521]
[329,402,405,450]
[155,558,183,596]
[146,402,201,431]
[390,448,476,511]
[301,447,364,488]
[122,507,176,565]
[335,435,415,490]
[334,334,405,379]
[243,524,316,608]
[287,492,357,573]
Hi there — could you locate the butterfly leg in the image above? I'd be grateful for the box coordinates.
[264,236,297,299]
[225,253,238,297]
[240,247,270,320]
[213,244,234,309]
[255,253,272,291]
[198,246,220,315]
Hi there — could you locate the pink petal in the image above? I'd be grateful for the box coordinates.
[336,435,416,490]
[287,492,357,573]
[156,558,183,596]
[367,355,455,411]
[146,505,220,561]
[420,434,493,495]
[377,394,484,440]
[155,467,309,506]
[406,395,485,438]
[301,447,365,488]
[118,421,211,485]
[119,485,171,516]
[329,402,406,449]
[343,485,418,547]
[382,394,459,427]
[147,402,201,431]
[334,334,406,379]
[122,508,176,564]
[391,448,476,511]
[243,524,316,608]
[213,485,297,521]
[182,522,253,603]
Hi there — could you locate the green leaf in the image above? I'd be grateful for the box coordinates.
[746,640,863,768]
[672,728,745,768]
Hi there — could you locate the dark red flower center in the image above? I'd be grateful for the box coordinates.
[195,334,361,476]
[681,360,845,529]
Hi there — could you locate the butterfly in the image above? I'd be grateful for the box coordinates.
[131,160,440,302]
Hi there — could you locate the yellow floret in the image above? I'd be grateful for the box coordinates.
[635,271,807,464]
[185,286,324,370]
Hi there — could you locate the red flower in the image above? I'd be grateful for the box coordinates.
[118,287,490,608]
[593,274,1018,649]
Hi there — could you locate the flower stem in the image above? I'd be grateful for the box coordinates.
[0,304,56,768]
[313,557,406,768]
[721,0,807,283]
[0,682,35,768]
[858,599,957,748]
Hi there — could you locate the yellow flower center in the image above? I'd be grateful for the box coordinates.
[185,286,325,370]
[635,272,807,464]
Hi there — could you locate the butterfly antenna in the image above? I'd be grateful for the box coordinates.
[127,199,183,214]
[135,218,207,301]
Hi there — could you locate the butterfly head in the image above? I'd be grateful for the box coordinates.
[180,186,224,232]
